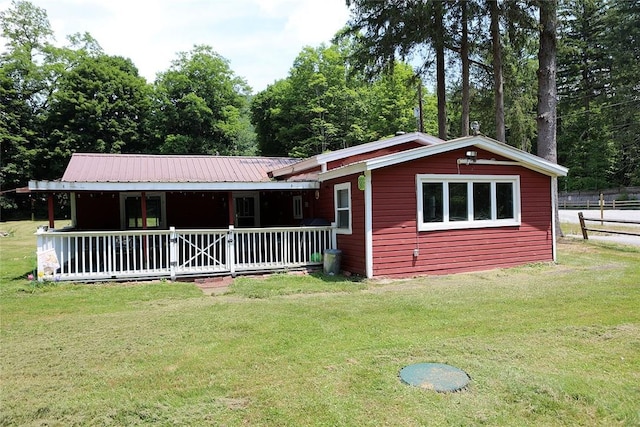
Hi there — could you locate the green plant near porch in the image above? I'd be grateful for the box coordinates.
[1,220,639,426]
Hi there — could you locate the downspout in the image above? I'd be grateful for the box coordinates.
[551,177,558,262]
[364,170,373,278]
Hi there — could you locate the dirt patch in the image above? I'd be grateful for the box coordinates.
[194,276,234,295]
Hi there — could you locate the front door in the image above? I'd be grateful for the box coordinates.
[233,192,260,227]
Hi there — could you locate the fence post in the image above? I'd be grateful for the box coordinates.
[578,212,589,240]
[169,227,177,281]
[35,227,46,281]
[228,225,236,277]
[600,193,604,225]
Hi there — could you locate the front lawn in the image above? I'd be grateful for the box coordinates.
[1,220,639,426]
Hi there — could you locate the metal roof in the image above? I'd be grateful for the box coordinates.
[61,153,301,183]
[270,132,444,178]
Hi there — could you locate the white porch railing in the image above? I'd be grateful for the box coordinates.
[35,225,336,282]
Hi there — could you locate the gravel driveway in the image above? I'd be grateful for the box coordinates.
[559,209,640,247]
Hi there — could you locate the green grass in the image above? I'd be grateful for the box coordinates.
[1,220,640,426]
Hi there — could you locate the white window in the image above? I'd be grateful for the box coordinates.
[416,174,520,231]
[334,182,352,234]
[293,196,303,220]
[120,192,166,229]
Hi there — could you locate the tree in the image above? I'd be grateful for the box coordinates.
[536,0,557,163]
[557,0,615,190]
[605,0,640,186]
[0,0,54,211]
[460,0,471,137]
[490,0,505,141]
[537,0,561,236]
[341,0,452,139]
[251,79,296,156]
[152,45,255,155]
[42,54,152,178]
[250,43,429,157]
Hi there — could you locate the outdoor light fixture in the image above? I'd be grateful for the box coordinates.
[465,151,478,161]
[470,121,480,135]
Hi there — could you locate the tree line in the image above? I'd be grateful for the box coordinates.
[1,0,639,216]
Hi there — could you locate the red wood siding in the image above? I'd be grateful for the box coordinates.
[314,175,367,275]
[75,192,120,230]
[166,192,228,228]
[326,141,424,170]
[371,148,554,277]
[75,191,318,230]
[260,191,315,226]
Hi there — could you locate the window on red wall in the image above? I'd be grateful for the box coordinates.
[334,182,352,234]
[120,193,166,229]
[417,174,520,231]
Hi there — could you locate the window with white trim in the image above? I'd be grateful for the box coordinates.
[417,174,520,231]
[334,182,352,234]
[120,192,166,229]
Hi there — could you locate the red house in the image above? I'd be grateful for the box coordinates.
[29,132,567,281]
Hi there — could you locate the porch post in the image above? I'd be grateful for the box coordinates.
[140,192,148,265]
[35,227,46,281]
[70,192,77,227]
[227,225,236,277]
[227,192,234,225]
[169,227,177,281]
[141,192,148,229]
[47,194,55,229]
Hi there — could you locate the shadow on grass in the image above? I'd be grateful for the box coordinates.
[11,269,37,282]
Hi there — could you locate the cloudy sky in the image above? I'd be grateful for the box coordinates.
[1,0,352,92]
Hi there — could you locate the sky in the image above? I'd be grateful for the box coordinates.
[1,0,352,93]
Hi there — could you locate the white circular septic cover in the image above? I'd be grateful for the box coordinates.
[399,363,470,392]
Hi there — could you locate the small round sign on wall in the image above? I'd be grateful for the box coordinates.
[399,363,470,392]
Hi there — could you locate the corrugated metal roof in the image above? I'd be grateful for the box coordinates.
[61,153,301,183]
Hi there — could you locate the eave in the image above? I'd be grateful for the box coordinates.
[318,135,568,181]
[28,180,320,192]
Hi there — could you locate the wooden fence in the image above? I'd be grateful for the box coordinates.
[577,212,640,240]
[560,199,640,210]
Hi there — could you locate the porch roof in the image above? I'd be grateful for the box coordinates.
[29,153,320,192]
